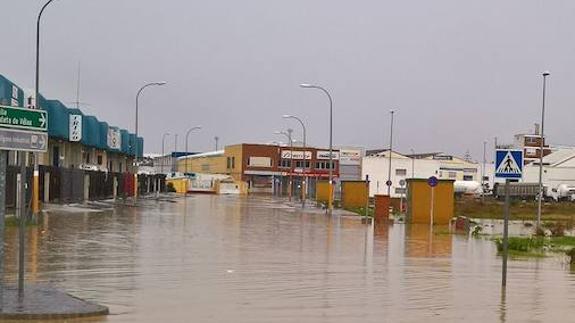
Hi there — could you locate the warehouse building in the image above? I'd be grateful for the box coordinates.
[362,150,484,198]
[0,74,153,206]
[177,143,340,196]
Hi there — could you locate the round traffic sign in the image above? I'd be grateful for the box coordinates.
[427,176,438,187]
[399,179,406,187]
[386,180,392,187]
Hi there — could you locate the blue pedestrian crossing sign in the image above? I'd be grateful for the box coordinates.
[495,149,523,179]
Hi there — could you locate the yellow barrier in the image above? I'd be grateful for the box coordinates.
[407,179,454,225]
[166,178,188,194]
[341,181,368,209]
[316,180,332,204]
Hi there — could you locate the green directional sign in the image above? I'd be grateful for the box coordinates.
[0,105,47,132]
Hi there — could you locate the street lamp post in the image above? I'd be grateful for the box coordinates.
[387,110,395,197]
[482,140,487,202]
[157,132,170,198]
[300,83,334,212]
[185,126,202,173]
[161,132,170,174]
[537,71,550,228]
[32,0,58,218]
[134,81,166,200]
[283,115,307,208]
[275,130,294,202]
[214,136,219,150]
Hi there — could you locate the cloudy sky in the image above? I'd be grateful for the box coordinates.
[2,0,575,161]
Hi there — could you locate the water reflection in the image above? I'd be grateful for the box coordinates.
[405,225,452,258]
[0,195,573,322]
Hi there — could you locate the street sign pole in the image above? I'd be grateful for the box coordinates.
[18,152,26,298]
[0,150,6,310]
[494,149,523,288]
[427,176,438,229]
[0,105,48,299]
[502,179,510,287]
[430,186,434,227]
[365,175,369,222]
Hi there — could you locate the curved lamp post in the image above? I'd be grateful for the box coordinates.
[275,129,294,202]
[300,83,334,212]
[185,126,202,173]
[134,81,166,200]
[283,114,307,208]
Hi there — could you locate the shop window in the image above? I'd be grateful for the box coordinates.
[463,175,473,181]
[448,171,457,179]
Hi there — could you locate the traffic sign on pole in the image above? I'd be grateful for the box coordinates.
[495,149,523,179]
[0,105,47,132]
[0,128,48,152]
[427,176,438,187]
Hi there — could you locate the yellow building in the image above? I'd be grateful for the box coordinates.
[178,150,228,174]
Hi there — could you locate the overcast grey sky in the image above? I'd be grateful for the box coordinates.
[2,0,574,161]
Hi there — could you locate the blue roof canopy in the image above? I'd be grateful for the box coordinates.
[45,100,69,140]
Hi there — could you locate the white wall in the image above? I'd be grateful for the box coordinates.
[362,156,486,197]
[362,156,440,197]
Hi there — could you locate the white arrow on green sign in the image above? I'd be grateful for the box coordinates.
[0,105,48,132]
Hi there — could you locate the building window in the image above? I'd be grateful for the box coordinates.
[315,161,334,169]
[97,155,103,165]
[279,159,291,168]
[483,176,489,181]
[85,152,90,164]
[525,137,539,145]
[227,157,235,169]
[395,168,407,176]
[463,175,473,181]
[295,160,310,168]
[448,171,457,179]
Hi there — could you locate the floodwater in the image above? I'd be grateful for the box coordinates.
[2,195,575,322]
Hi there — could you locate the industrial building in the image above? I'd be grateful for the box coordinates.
[362,150,487,198]
[174,143,343,196]
[0,74,154,206]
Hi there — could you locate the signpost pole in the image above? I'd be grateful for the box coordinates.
[18,152,26,298]
[502,179,510,286]
[430,186,434,228]
[495,149,523,288]
[0,150,6,309]
[0,105,49,301]
[365,175,369,222]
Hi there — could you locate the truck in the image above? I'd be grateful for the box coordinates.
[492,182,548,201]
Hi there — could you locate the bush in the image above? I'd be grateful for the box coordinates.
[495,237,546,252]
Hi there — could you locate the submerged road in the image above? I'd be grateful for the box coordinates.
[2,195,574,322]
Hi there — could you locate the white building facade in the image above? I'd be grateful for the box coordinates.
[362,150,488,198]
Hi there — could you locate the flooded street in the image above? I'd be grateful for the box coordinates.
[3,195,575,322]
